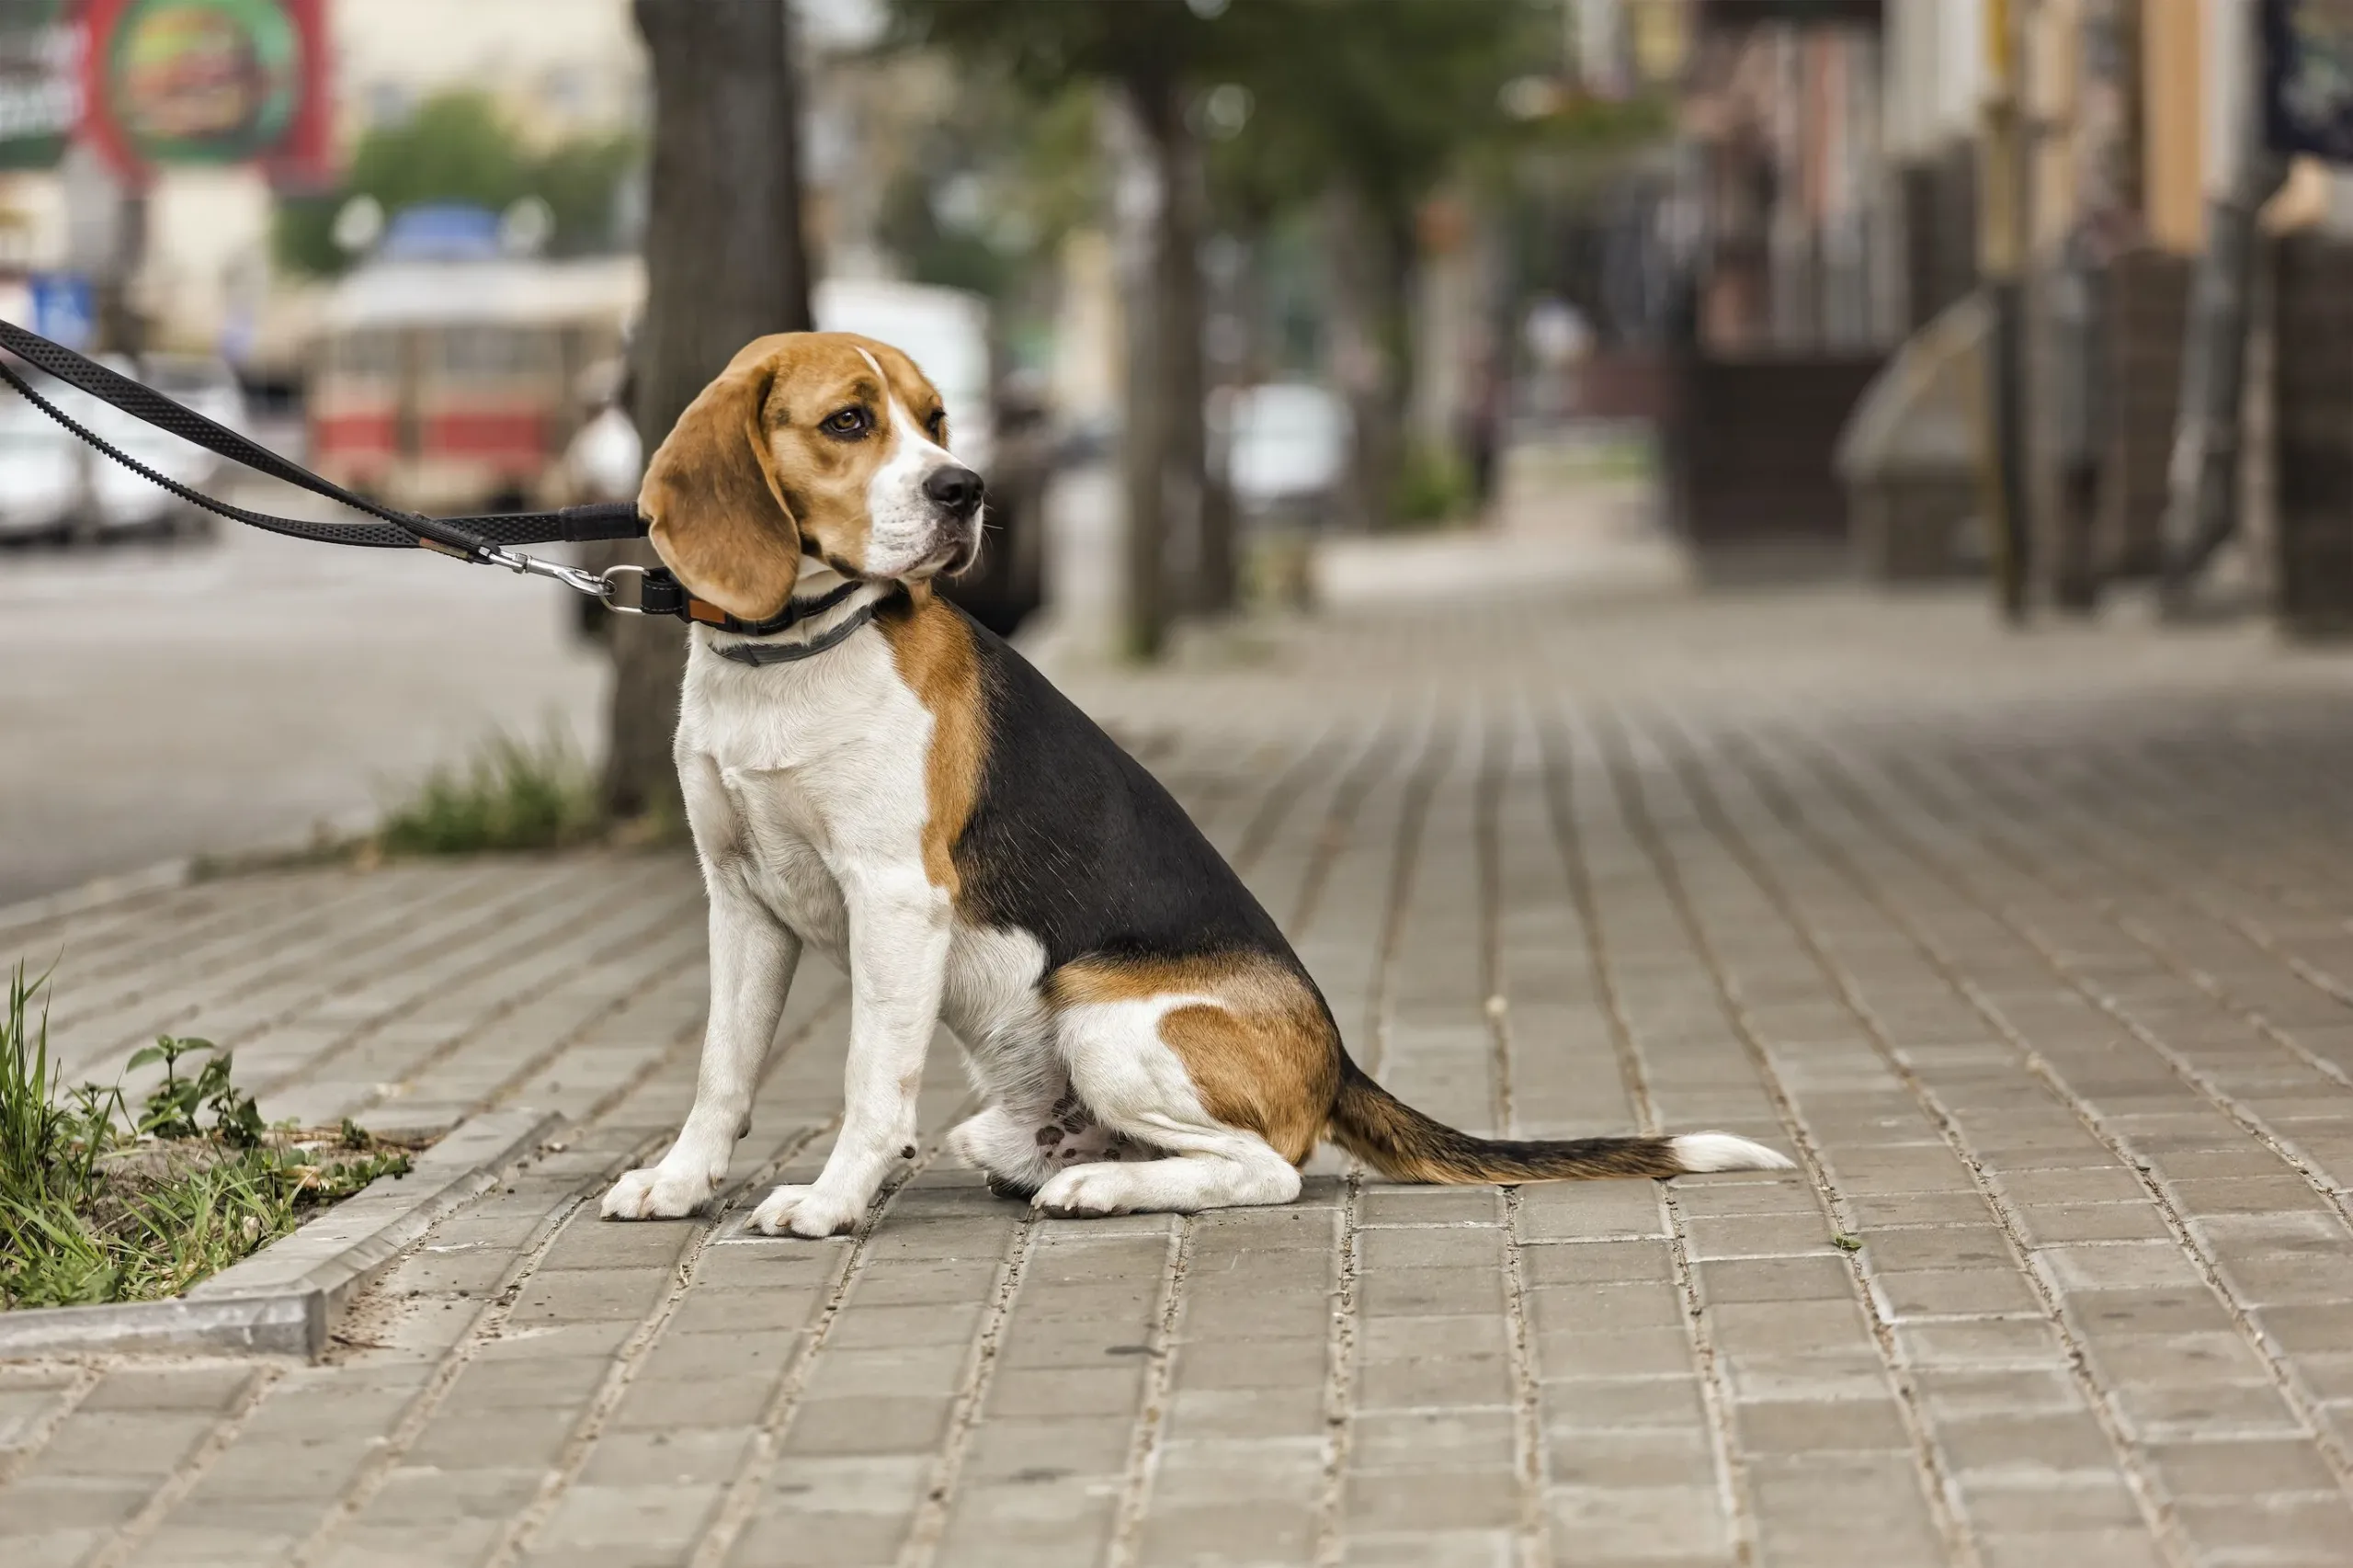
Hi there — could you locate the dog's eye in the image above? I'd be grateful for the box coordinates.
[926,410,947,440]
[824,407,869,437]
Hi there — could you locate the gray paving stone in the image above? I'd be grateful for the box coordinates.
[2145,1437,2341,1496]
[1138,1497,1319,1565]
[1696,1255,1855,1304]
[1356,1354,1514,1411]
[1734,1396,1912,1453]
[0,1475,158,1533]
[1544,1483,1733,1560]
[1532,1277,1685,1332]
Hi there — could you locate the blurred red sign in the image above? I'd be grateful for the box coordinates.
[78,0,331,187]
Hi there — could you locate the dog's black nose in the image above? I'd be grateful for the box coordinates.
[924,465,984,515]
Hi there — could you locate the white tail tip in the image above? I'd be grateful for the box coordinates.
[1671,1132,1798,1173]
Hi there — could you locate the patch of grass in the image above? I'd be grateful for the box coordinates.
[0,963,413,1310]
[1388,442,1475,530]
[376,724,602,856]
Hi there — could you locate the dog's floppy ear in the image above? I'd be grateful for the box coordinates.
[639,358,800,621]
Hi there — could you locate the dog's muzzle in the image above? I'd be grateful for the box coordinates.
[924,464,986,576]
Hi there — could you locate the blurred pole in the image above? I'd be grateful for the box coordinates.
[94,175,147,358]
[1979,0,2031,623]
[1112,66,1222,653]
[608,0,812,821]
[1326,183,1400,535]
[2157,0,2287,616]
[1108,87,1170,661]
[1160,97,1223,618]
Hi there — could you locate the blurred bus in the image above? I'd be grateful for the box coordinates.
[308,211,638,514]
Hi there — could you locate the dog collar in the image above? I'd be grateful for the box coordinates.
[622,574,862,636]
[709,585,904,666]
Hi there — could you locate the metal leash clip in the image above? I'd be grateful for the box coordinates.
[482,549,656,614]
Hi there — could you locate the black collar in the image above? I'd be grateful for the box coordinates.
[722,577,864,635]
[710,585,901,666]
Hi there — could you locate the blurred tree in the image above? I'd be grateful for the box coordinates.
[892,0,1238,655]
[601,0,813,822]
[1211,0,1531,532]
[878,78,1101,308]
[533,133,644,256]
[895,0,1543,616]
[274,92,642,275]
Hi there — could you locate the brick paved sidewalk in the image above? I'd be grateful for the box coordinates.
[9,586,2353,1567]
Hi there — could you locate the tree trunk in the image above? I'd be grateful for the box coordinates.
[1114,78,1169,658]
[608,0,813,820]
[1153,99,1228,616]
[1325,184,1407,532]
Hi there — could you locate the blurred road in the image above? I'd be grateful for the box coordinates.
[0,498,606,908]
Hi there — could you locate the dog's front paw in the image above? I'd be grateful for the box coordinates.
[745,1184,865,1238]
[601,1162,719,1221]
[1034,1163,1133,1218]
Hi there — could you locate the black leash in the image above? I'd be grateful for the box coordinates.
[0,318,868,641]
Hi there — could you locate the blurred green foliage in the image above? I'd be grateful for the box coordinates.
[1391,442,1474,530]
[891,0,1586,236]
[376,725,602,857]
[1219,0,1531,217]
[878,78,1104,303]
[892,0,1233,98]
[275,92,641,277]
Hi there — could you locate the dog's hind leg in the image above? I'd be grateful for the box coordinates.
[1031,994,1302,1218]
[947,1105,1047,1199]
[949,1087,1140,1201]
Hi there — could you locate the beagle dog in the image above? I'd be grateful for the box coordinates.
[599,332,1791,1237]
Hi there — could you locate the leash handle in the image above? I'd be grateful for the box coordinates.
[0,319,646,553]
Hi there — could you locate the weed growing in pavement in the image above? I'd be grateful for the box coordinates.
[376,722,603,856]
[0,962,414,1310]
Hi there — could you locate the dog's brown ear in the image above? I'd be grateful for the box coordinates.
[639,360,800,620]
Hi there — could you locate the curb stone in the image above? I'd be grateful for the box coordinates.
[0,1105,563,1361]
[0,804,382,941]
[0,857,193,942]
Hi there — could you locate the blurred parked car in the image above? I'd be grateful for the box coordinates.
[0,375,83,541]
[1221,381,1349,526]
[85,354,246,537]
[0,352,244,542]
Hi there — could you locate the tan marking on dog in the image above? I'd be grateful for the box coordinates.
[879,597,985,897]
[1050,954,1340,1165]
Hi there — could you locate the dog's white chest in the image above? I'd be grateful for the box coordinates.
[715,771,848,956]
[679,631,938,960]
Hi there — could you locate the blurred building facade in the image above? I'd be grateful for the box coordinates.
[1669,0,2353,597]
[0,0,645,363]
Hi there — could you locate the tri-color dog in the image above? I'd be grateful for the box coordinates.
[599,332,1792,1236]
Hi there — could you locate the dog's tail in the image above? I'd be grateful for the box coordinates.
[1327,1053,1794,1184]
